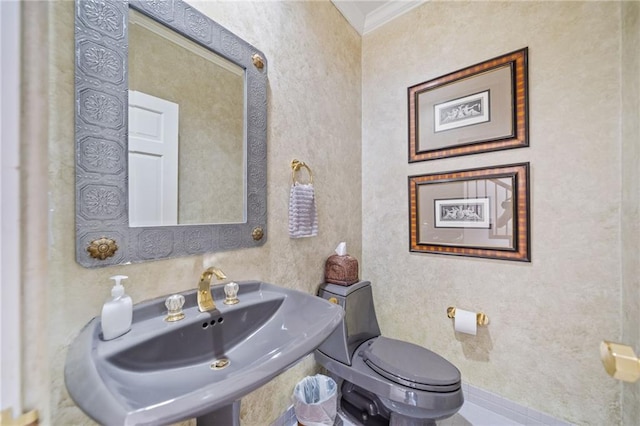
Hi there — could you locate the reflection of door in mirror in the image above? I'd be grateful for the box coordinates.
[128,9,246,226]
[128,90,179,227]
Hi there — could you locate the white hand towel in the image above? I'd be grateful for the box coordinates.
[289,183,318,238]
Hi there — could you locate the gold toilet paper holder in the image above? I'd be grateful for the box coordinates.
[447,306,489,326]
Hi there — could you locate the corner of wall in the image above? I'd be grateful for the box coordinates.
[621,1,640,424]
[21,0,51,422]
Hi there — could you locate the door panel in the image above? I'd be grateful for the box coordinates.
[128,90,179,226]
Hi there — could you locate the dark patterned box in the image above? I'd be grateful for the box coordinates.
[324,254,359,286]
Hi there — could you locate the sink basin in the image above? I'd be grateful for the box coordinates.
[65,281,344,426]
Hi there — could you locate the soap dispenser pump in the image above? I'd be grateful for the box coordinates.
[101,275,133,340]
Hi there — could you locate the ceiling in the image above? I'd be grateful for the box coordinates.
[331,0,427,35]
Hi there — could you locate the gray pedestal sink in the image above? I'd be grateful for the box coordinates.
[65,281,344,425]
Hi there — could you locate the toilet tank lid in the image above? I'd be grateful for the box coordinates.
[361,336,461,391]
[319,281,371,297]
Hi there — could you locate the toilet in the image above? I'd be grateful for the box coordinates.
[315,281,463,426]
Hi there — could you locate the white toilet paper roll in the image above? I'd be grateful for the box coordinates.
[454,309,477,335]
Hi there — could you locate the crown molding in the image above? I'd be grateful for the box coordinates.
[364,1,426,34]
[332,1,427,35]
[332,1,368,34]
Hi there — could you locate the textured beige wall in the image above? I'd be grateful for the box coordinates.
[362,2,622,425]
[621,1,640,424]
[45,0,361,424]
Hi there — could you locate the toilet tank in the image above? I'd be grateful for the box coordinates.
[316,281,381,365]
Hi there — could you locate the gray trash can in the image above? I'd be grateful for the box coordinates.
[292,374,338,426]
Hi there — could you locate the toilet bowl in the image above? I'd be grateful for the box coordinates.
[315,281,463,426]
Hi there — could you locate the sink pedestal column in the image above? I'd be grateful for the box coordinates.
[196,400,241,426]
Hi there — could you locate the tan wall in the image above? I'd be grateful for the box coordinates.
[361,2,623,425]
[621,1,640,424]
[44,0,361,424]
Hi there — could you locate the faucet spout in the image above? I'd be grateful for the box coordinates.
[198,267,227,312]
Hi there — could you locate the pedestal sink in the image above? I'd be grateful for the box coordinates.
[64,281,344,425]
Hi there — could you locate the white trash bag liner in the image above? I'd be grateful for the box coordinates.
[293,374,338,426]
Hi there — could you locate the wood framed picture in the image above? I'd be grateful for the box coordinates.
[408,48,529,162]
[408,163,530,262]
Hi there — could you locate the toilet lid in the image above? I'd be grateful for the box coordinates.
[360,337,461,392]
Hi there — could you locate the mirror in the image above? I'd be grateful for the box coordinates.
[128,9,245,226]
[75,0,267,267]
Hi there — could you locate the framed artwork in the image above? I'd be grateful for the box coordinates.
[408,48,528,162]
[408,163,530,262]
[434,197,491,229]
[434,91,490,133]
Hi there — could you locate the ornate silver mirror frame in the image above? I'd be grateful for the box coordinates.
[75,0,267,268]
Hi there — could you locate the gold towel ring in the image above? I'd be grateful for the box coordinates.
[291,159,313,185]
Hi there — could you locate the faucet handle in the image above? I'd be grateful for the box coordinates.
[165,294,185,322]
[224,282,239,305]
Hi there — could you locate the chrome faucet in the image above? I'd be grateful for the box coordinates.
[198,267,227,312]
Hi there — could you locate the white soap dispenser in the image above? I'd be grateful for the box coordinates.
[101,275,133,341]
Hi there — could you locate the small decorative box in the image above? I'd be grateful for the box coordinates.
[325,254,359,286]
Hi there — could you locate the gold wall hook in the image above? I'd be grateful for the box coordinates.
[447,306,489,326]
[291,159,313,185]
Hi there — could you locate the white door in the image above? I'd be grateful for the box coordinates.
[128,90,179,226]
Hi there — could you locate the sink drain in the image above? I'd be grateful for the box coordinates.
[210,358,230,370]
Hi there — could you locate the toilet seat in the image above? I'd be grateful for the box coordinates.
[360,337,461,393]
